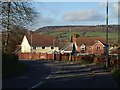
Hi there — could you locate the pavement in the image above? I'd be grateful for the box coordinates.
[2,60,119,89]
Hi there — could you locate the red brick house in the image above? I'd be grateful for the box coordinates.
[72,35,106,55]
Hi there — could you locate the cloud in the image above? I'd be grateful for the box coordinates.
[113,2,118,14]
[110,2,120,19]
[28,14,55,30]
[62,10,105,22]
[99,2,106,8]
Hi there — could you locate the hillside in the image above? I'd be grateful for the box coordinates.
[35,25,118,33]
[35,25,119,47]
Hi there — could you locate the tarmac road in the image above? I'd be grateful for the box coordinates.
[2,60,119,89]
[3,60,52,89]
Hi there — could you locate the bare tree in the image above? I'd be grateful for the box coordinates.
[1,2,38,53]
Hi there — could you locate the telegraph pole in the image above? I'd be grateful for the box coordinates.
[30,34,32,60]
[69,27,72,61]
[106,0,110,68]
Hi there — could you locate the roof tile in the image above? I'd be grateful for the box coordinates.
[26,33,58,47]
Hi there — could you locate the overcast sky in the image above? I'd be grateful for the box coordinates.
[28,1,119,30]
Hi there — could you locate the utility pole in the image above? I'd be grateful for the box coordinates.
[106,0,110,68]
[53,39,55,60]
[69,27,72,61]
[30,34,32,60]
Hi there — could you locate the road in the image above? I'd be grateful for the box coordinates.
[3,60,118,89]
[3,60,52,89]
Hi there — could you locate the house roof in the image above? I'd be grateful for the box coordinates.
[25,33,58,47]
[110,46,120,54]
[76,37,106,46]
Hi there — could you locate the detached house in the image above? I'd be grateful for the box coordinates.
[20,33,59,54]
[72,35,107,55]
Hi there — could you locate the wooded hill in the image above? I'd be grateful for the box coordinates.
[35,25,118,33]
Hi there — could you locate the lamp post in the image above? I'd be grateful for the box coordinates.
[106,0,110,68]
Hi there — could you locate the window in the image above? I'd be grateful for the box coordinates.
[33,46,36,49]
[42,47,45,49]
[80,44,85,50]
[97,46,101,50]
[51,47,54,49]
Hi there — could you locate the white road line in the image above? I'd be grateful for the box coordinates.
[30,81,45,89]
[29,74,52,89]
[46,75,52,79]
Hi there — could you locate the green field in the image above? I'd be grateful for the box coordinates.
[43,31,118,39]
[39,31,118,45]
[85,32,118,39]
[39,31,118,46]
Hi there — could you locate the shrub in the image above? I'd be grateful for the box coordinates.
[2,52,18,64]
[112,68,120,87]
[2,52,29,78]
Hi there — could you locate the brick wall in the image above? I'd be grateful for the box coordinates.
[18,53,119,67]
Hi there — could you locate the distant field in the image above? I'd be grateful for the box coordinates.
[85,32,118,39]
[41,31,118,39]
[38,31,118,45]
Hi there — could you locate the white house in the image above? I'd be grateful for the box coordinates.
[20,33,59,54]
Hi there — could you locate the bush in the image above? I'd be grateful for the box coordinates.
[2,52,18,63]
[2,52,29,78]
[112,69,120,87]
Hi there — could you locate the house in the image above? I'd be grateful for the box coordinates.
[72,35,107,55]
[110,45,120,55]
[20,33,59,54]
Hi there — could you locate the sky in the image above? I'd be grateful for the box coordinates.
[27,0,119,30]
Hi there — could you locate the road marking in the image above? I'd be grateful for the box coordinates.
[29,74,52,89]
[46,75,52,79]
[30,81,45,89]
